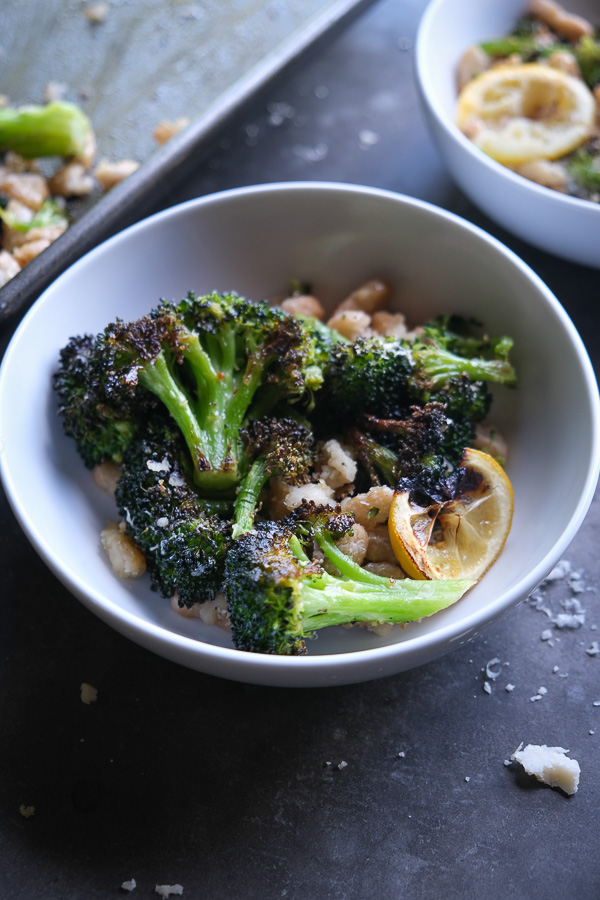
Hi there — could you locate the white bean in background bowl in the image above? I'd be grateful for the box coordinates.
[415,0,600,268]
[0,182,598,687]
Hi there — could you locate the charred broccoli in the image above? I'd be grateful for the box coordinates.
[225,504,474,655]
[56,292,515,652]
[54,333,157,468]
[114,423,231,606]
[232,416,316,538]
[55,291,323,492]
[324,316,515,420]
[322,315,515,496]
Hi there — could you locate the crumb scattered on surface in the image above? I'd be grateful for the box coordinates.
[93,158,139,191]
[80,682,98,705]
[84,1,109,23]
[155,886,183,898]
[337,760,348,770]
[19,804,35,818]
[485,657,502,680]
[120,880,137,893]
[510,743,580,795]
[153,118,191,144]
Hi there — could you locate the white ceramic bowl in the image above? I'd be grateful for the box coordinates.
[1,182,598,687]
[415,0,600,268]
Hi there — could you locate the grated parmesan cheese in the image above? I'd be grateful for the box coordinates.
[147,458,170,473]
[511,743,580,795]
[80,682,98,704]
[155,886,183,898]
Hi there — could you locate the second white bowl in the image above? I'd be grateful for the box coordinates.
[415,0,600,268]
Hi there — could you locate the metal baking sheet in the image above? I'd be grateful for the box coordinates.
[0,0,375,325]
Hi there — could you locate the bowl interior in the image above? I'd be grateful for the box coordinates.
[1,183,598,685]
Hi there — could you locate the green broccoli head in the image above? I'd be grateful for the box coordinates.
[225,503,474,655]
[325,336,413,418]
[115,425,231,606]
[53,333,156,467]
[232,416,316,538]
[56,291,327,493]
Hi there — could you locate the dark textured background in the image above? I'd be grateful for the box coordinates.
[1,1,599,897]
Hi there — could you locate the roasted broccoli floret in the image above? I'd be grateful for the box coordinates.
[54,333,157,468]
[115,425,231,606]
[55,292,323,493]
[574,34,600,88]
[359,402,453,500]
[322,316,514,496]
[225,504,475,655]
[324,318,515,419]
[0,101,93,158]
[232,416,316,538]
[568,148,600,194]
[347,426,401,488]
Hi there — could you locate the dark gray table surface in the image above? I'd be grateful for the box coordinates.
[1,1,599,897]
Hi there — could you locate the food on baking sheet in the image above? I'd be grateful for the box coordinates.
[0,100,139,289]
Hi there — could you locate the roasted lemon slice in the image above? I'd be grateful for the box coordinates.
[457,63,595,165]
[388,448,514,582]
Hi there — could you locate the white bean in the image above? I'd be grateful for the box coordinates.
[280,294,325,320]
[326,309,371,340]
[528,0,593,42]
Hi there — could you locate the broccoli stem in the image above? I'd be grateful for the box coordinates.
[301,529,474,623]
[232,457,268,539]
[297,574,474,630]
[227,350,273,432]
[313,530,389,585]
[479,36,537,57]
[139,354,237,492]
[0,102,93,158]
[139,355,209,466]
[416,348,517,389]
[177,327,280,494]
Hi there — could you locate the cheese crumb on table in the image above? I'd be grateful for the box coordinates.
[155,887,183,898]
[19,804,35,818]
[80,683,98,705]
[120,880,136,893]
[511,743,580,795]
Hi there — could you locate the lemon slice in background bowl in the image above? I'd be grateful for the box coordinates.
[456,63,595,165]
[389,448,514,582]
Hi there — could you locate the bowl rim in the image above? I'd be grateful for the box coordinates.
[415,0,600,217]
[1,180,599,683]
